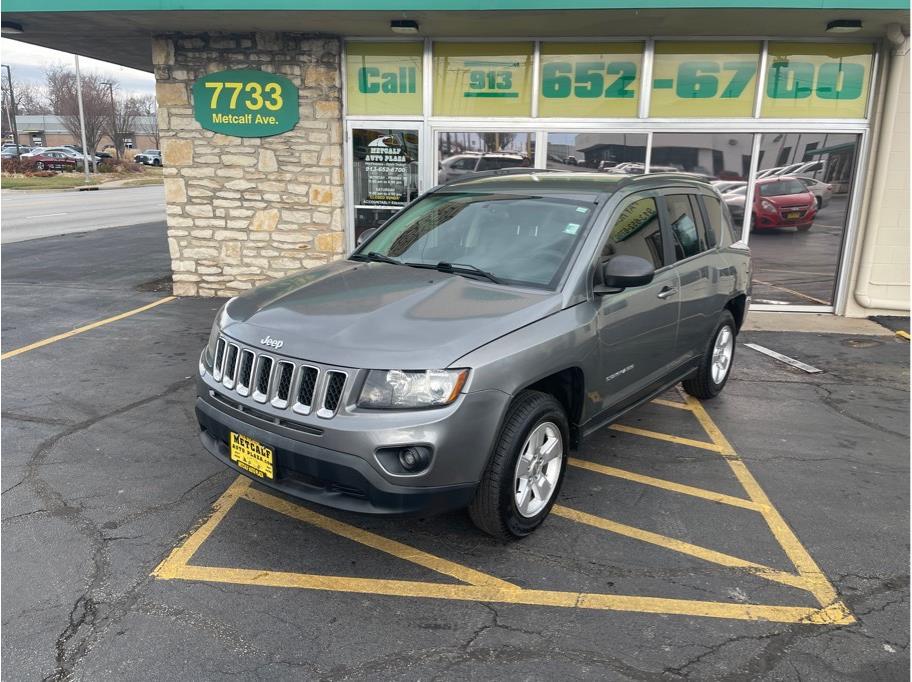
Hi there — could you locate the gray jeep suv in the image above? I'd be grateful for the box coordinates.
[197,170,751,538]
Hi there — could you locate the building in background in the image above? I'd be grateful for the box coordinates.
[2,2,908,317]
[7,115,158,152]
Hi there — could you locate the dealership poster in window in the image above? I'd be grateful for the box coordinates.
[433,42,534,117]
[364,135,411,206]
[345,42,423,116]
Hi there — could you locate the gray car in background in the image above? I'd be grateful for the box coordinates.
[197,171,751,538]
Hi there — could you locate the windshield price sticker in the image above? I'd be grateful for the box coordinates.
[346,42,424,116]
[538,42,642,118]
[193,69,298,137]
[761,43,873,119]
[650,42,762,117]
[433,42,534,117]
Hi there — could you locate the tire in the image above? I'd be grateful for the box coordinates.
[797,224,812,232]
[153,159,161,167]
[35,161,44,170]
[468,390,569,539]
[682,311,736,400]
[816,196,823,209]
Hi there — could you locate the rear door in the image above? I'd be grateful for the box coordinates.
[658,191,728,362]
[594,192,680,414]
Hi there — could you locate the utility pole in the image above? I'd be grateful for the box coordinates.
[74,55,92,182]
[1,64,21,156]
[100,80,117,159]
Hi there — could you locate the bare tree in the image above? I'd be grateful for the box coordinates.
[101,87,143,159]
[134,93,160,149]
[45,65,108,156]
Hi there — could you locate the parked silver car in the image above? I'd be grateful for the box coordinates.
[134,149,162,166]
[197,170,751,537]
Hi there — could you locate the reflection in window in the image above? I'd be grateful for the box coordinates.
[603,197,665,268]
[650,133,754,181]
[437,131,533,185]
[547,132,647,173]
[666,194,707,260]
[749,132,860,306]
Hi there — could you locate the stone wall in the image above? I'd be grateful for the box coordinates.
[153,33,344,297]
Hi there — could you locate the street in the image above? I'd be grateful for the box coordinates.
[0,185,165,244]
[1,213,908,680]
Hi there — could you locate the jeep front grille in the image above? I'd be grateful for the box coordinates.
[209,336,348,420]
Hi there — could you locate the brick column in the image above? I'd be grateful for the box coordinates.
[152,33,345,297]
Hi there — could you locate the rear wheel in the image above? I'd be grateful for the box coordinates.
[683,311,736,400]
[469,390,568,539]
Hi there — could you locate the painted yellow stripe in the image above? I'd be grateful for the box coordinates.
[1,295,177,360]
[896,330,910,341]
[166,563,852,625]
[552,505,810,592]
[243,486,518,590]
[752,279,830,306]
[684,394,842,609]
[609,423,723,453]
[568,457,762,511]
[153,475,252,579]
[651,398,694,411]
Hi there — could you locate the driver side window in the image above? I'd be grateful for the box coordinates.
[601,196,665,269]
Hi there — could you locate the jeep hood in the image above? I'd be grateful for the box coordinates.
[221,260,562,368]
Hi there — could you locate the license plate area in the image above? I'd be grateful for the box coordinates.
[230,432,274,480]
[786,211,801,220]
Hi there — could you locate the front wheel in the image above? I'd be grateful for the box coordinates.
[35,161,45,170]
[469,391,569,539]
[683,311,736,400]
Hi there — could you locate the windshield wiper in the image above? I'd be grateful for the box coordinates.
[434,261,501,284]
[352,251,402,265]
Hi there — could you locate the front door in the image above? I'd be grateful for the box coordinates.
[595,193,680,414]
[347,123,423,247]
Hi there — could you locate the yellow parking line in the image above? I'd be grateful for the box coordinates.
[168,564,852,625]
[609,423,723,453]
[1,295,177,360]
[752,279,829,306]
[551,505,810,592]
[568,458,762,511]
[896,330,910,341]
[243,486,518,590]
[651,398,694,411]
[684,394,841,608]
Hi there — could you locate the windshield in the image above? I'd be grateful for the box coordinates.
[356,191,598,289]
[759,179,807,197]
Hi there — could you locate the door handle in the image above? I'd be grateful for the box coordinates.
[657,286,678,299]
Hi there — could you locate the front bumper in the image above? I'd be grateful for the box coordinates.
[195,374,510,515]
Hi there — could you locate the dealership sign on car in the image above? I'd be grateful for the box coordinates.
[192,69,298,137]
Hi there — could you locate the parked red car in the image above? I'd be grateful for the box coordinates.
[724,176,818,232]
[30,151,78,172]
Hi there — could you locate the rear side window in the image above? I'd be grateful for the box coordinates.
[700,195,732,247]
[665,194,709,261]
[760,179,807,197]
[602,196,666,269]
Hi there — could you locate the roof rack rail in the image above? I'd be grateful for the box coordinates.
[438,167,566,188]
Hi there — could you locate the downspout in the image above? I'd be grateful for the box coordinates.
[853,24,910,312]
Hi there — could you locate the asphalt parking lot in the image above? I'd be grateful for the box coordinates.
[2,221,909,680]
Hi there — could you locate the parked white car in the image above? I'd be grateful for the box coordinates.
[795,175,833,208]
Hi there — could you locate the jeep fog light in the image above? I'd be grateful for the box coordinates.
[358,369,468,409]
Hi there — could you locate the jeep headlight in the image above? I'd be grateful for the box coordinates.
[358,369,469,409]
[204,299,235,368]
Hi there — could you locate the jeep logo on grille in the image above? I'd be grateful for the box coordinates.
[260,335,284,350]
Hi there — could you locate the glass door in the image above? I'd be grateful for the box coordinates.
[346,123,422,246]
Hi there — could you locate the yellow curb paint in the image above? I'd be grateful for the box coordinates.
[896,330,910,341]
[1,296,178,360]
[752,279,830,306]
[568,457,763,511]
[609,423,723,453]
[551,505,811,592]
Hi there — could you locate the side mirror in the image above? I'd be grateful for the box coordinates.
[595,255,655,294]
[356,228,377,247]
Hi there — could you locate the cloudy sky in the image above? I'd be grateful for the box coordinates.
[1,38,154,96]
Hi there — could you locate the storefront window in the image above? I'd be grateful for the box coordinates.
[437,131,533,184]
[546,132,646,172]
[345,42,423,116]
[351,127,420,242]
[650,42,762,118]
[762,43,873,119]
[432,42,534,117]
[650,133,754,180]
[746,133,859,306]
[538,42,642,118]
